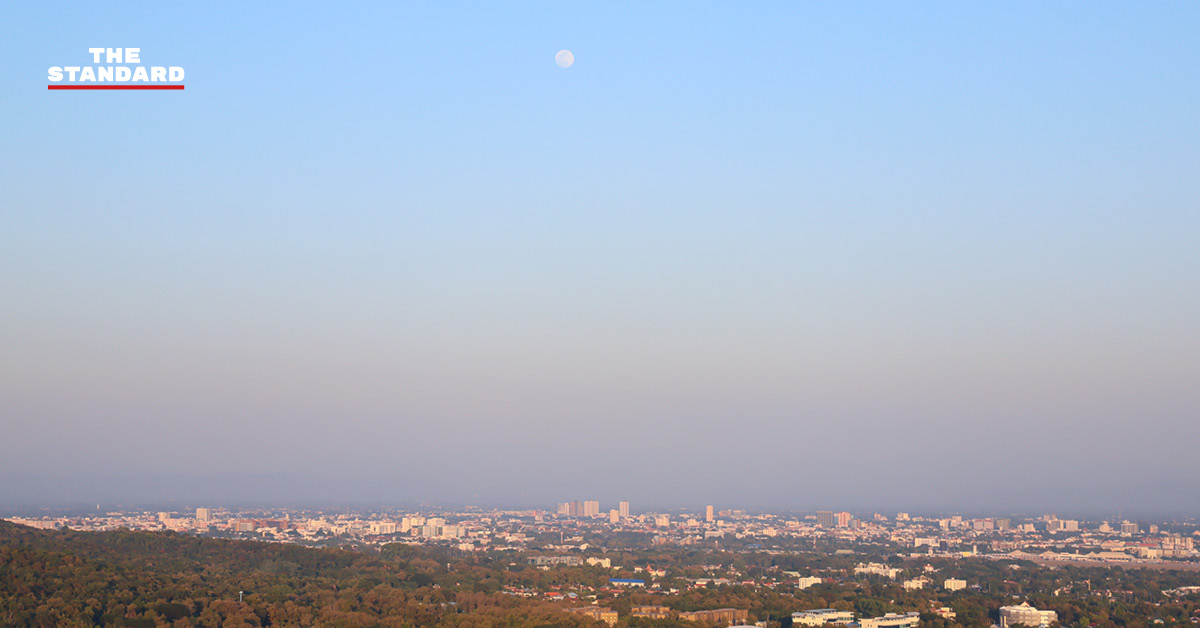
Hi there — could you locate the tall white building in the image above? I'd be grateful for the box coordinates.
[619,501,630,518]
[999,603,1057,628]
[195,508,211,522]
[584,501,600,517]
[944,578,967,591]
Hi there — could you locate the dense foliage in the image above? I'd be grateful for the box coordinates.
[6,521,1200,628]
[0,521,600,628]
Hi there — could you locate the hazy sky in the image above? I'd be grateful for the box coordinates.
[2,2,1198,512]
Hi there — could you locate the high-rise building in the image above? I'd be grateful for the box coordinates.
[569,501,583,516]
[609,509,620,524]
[195,508,211,522]
[1121,521,1140,535]
[836,511,853,528]
[557,502,571,515]
[619,501,630,518]
[583,500,600,517]
[817,511,836,527]
[705,505,714,523]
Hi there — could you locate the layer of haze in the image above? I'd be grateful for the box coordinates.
[2,2,1198,514]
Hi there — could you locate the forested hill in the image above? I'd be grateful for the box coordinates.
[0,520,600,628]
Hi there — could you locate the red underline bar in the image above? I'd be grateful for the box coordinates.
[48,85,185,90]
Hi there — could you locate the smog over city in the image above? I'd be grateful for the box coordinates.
[3,3,1200,628]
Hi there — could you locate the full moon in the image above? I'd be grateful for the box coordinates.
[555,49,574,68]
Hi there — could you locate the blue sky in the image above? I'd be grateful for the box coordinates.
[1,2,1198,510]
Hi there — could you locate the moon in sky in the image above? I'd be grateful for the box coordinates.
[555,49,574,68]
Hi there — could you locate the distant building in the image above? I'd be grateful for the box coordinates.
[798,576,822,589]
[817,511,836,527]
[860,612,921,628]
[633,606,672,619]
[999,603,1057,628]
[528,555,583,567]
[370,522,398,534]
[1121,521,1140,535]
[792,609,854,626]
[609,509,620,523]
[836,512,853,528]
[944,578,967,591]
[706,505,715,523]
[584,500,600,517]
[5,518,60,530]
[1046,518,1077,532]
[855,563,902,579]
[1163,535,1194,555]
[567,607,618,626]
[655,514,670,527]
[619,501,630,518]
[678,608,748,624]
[902,578,926,590]
[195,508,211,522]
[609,578,645,587]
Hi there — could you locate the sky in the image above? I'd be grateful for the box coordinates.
[1,2,1199,514]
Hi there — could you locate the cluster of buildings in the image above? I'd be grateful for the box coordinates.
[0,506,1136,628]
[7,505,1198,570]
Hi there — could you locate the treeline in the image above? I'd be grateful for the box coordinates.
[0,521,601,628]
